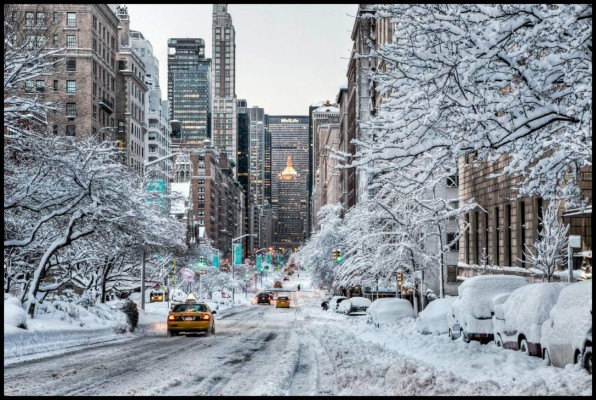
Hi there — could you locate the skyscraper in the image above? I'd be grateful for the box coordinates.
[267,115,309,245]
[167,38,211,142]
[211,4,238,170]
[276,155,306,250]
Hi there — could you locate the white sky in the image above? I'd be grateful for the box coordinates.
[125,4,359,115]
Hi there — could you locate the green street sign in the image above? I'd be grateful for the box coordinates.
[233,243,242,265]
[256,255,262,271]
[212,253,219,268]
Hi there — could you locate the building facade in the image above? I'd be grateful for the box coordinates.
[211,4,238,170]
[130,29,173,184]
[171,142,243,261]
[237,99,250,247]
[458,154,592,279]
[310,101,340,231]
[276,156,306,250]
[115,6,148,175]
[167,38,211,142]
[267,116,309,217]
[15,4,120,140]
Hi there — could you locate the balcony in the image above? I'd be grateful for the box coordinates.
[99,98,113,114]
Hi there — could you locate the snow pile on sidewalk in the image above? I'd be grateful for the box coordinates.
[3,292,248,365]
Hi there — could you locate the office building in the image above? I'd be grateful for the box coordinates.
[167,38,211,142]
[211,4,238,169]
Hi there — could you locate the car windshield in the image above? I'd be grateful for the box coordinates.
[173,304,208,313]
[278,297,289,301]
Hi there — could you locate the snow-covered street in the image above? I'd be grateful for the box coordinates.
[4,275,591,396]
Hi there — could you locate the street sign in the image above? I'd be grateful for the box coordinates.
[212,253,219,268]
[195,269,207,275]
[256,255,262,271]
[569,235,581,248]
[233,243,242,264]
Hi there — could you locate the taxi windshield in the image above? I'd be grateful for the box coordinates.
[173,304,208,313]
[278,297,289,301]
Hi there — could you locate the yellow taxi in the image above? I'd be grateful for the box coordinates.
[276,296,290,308]
[167,299,216,337]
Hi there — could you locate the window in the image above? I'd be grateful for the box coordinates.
[11,11,17,22]
[65,102,76,118]
[53,80,58,91]
[446,174,458,187]
[66,35,76,48]
[53,12,58,23]
[447,265,457,283]
[93,16,97,30]
[66,12,76,27]
[66,57,76,71]
[26,12,35,26]
[25,80,34,93]
[53,125,58,134]
[36,12,46,26]
[53,35,59,46]
[65,125,76,136]
[66,80,76,93]
[35,80,45,93]
[446,232,459,251]
[93,105,97,119]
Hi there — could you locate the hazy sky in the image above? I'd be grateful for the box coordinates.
[125,4,359,116]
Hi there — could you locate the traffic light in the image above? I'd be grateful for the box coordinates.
[332,249,338,261]
[336,250,343,263]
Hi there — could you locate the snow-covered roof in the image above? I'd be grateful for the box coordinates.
[313,105,339,113]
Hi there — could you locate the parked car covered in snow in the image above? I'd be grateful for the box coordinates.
[493,282,568,356]
[337,297,372,315]
[416,296,456,335]
[367,298,415,328]
[540,280,592,371]
[448,275,529,344]
[328,295,347,312]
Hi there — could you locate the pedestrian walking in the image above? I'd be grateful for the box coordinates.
[297,284,301,291]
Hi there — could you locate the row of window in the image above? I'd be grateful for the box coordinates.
[23,11,76,27]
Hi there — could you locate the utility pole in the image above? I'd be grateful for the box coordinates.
[141,250,146,311]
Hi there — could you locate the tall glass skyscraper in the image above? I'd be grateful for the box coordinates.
[167,38,211,142]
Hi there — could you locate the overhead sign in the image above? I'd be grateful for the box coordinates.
[146,180,166,193]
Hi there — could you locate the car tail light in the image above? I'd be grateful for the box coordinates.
[168,315,176,321]
[202,315,210,320]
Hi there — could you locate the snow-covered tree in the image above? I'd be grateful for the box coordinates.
[295,204,344,289]
[523,201,569,281]
[352,4,591,208]
[4,7,187,315]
